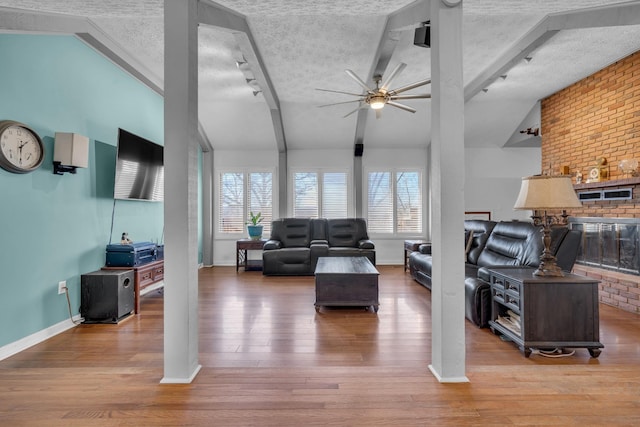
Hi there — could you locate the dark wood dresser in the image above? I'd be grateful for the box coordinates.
[487,267,603,358]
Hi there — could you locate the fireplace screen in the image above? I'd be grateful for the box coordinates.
[570,218,640,275]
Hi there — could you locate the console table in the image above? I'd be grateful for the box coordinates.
[487,267,603,358]
[102,259,164,314]
[236,239,267,272]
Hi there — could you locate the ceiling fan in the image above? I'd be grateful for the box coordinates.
[317,62,431,118]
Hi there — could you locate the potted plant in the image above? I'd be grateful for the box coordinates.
[246,211,264,240]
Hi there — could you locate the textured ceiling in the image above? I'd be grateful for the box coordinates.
[1,0,639,151]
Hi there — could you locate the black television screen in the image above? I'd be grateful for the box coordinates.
[114,128,164,202]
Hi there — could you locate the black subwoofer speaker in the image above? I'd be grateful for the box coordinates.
[81,270,134,323]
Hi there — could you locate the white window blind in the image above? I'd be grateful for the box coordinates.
[396,171,422,233]
[218,171,273,235]
[322,172,348,218]
[293,171,349,218]
[219,172,244,233]
[248,172,272,234]
[367,172,393,233]
[367,170,422,235]
[293,172,318,218]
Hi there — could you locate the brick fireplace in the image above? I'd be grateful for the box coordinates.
[541,50,640,315]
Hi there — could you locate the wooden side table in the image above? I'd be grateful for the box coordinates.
[236,239,267,272]
[487,267,603,358]
[404,240,429,271]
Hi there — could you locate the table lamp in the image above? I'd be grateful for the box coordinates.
[513,175,582,277]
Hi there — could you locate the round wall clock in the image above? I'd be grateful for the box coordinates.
[0,120,45,173]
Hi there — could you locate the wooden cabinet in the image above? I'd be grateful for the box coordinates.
[102,259,164,314]
[487,267,603,358]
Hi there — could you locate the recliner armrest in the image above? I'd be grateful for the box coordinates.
[418,244,432,254]
[358,239,375,249]
[263,240,282,250]
[311,239,328,246]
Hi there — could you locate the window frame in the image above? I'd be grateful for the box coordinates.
[289,168,353,218]
[364,167,424,237]
[216,167,276,238]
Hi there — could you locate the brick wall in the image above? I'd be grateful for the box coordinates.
[541,49,640,215]
[542,49,640,314]
[573,265,640,314]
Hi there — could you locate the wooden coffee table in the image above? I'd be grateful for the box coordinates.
[314,257,380,312]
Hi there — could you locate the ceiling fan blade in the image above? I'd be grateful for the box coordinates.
[380,62,406,91]
[386,101,417,113]
[375,109,383,120]
[389,94,431,100]
[316,88,365,97]
[343,103,367,118]
[345,69,374,94]
[388,79,431,95]
[318,99,364,108]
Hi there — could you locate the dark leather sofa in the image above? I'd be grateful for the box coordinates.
[262,218,375,275]
[408,220,582,328]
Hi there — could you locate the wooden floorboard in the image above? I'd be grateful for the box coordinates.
[1,265,639,426]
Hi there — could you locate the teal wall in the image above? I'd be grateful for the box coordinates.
[0,34,164,347]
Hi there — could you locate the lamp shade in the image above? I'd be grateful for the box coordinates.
[514,175,582,210]
[54,132,89,168]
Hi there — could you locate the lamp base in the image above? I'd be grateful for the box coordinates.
[533,245,565,277]
[533,262,565,277]
[532,215,566,277]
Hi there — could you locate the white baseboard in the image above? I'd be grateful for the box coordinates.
[0,315,81,361]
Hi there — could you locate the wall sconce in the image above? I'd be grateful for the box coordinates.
[53,132,89,175]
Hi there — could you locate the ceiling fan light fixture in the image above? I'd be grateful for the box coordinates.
[369,95,386,109]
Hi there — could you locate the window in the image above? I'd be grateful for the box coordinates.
[218,171,273,235]
[292,170,350,218]
[367,170,422,234]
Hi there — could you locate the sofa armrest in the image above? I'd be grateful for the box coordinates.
[358,239,375,249]
[311,239,328,246]
[418,244,432,254]
[263,240,282,250]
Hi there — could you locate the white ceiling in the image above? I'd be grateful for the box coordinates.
[2,0,640,152]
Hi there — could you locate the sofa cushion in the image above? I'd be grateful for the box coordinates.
[270,218,312,248]
[464,220,497,265]
[262,247,312,275]
[476,221,543,268]
[410,251,432,278]
[327,218,369,248]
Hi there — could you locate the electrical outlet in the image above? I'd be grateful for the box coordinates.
[58,281,66,295]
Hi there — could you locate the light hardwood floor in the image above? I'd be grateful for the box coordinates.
[1,265,639,426]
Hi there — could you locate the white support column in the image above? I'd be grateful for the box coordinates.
[161,0,201,384]
[428,0,467,382]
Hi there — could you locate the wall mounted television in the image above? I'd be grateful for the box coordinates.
[114,128,164,202]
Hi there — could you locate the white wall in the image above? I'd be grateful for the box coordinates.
[464,146,541,222]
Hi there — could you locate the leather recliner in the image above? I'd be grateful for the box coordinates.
[409,220,582,328]
[262,218,375,276]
